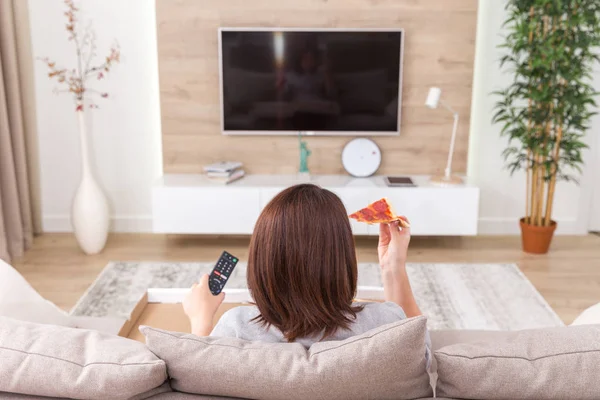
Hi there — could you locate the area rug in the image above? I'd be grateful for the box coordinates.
[70,262,564,330]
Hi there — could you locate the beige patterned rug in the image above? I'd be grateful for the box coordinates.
[71,262,564,330]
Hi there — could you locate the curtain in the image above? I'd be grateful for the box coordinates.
[0,0,39,262]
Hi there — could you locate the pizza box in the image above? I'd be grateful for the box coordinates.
[118,287,385,342]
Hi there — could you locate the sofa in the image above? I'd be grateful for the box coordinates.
[1,314,599,400]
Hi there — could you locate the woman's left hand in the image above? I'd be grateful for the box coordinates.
[378,218,411,272]
[183,274,225,335]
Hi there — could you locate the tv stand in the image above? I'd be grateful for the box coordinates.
[152,174,479,236]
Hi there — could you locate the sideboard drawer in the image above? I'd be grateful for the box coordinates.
[153,187,261,234]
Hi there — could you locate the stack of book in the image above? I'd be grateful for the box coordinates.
[203,161,245,184]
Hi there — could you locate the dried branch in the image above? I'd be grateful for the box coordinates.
[39,0,120,111]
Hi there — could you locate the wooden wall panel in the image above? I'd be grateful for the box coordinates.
[156,0,478,175]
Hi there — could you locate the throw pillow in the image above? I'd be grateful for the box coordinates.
[571,302,600,326]
[142,316,432,400]
[0,317,168,400]
[435,324,600,399]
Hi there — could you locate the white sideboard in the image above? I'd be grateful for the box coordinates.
[152,174,480,236]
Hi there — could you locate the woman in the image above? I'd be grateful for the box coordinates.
[183,184,430,363]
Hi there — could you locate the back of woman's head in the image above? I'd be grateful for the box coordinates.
[247,184,360,342]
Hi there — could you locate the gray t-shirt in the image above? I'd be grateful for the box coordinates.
[211,301,431,367]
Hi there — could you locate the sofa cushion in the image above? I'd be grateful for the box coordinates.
[0,390,176,400]
[0,392,451,400]
[429,329,514,375]
[142,316,432,400]
[435,324,600,399]
[430,330,513,353]
[0,317,168,400]
[147,394,242,400]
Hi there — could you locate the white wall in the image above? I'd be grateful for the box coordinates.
[590,104,600,232]
[28,0,162,232]
[468,0,598,235]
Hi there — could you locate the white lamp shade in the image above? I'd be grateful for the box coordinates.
[425,87,442,109]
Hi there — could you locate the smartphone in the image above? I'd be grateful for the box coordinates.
[385,177,416,187]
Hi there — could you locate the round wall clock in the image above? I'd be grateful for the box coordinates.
[341,138,382,177]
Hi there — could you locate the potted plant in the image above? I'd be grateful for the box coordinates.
[40,0,120,254]
[493,0,600,254]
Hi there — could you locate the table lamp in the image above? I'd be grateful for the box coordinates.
[425,87,463,185]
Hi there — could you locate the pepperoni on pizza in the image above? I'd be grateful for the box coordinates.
[348,198,410,228]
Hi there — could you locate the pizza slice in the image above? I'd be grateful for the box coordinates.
[348,198,410,228]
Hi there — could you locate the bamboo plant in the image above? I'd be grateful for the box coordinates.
[493,0,600,227]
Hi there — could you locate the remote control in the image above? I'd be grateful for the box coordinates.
[208,251,239,295]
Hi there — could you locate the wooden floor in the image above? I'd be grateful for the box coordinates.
[10,233,600,325]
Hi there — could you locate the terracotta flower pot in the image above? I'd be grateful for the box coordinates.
[519,218,557,254]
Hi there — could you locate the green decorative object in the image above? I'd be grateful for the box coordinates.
[299,133,311,174]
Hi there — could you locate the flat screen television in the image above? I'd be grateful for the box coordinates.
[219,28,404,136]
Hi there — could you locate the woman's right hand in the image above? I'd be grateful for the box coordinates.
[378,218,421,317]
[378,218,411,273]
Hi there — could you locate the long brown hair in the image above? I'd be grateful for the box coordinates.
[247,184,362,342]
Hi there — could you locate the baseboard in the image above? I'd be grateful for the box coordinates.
[42,215,153,233]
[478,217,587,235]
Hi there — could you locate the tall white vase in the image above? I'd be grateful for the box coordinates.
[71,110,110,254]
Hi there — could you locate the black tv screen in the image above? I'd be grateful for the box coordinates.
[219,29,403,135]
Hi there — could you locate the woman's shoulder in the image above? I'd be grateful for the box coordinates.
[356,301,408,321]
[220,305,260,323]
[210,305,260,337]
[331,301,409,340]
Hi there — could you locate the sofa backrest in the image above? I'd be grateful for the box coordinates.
[3,315,600,400]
